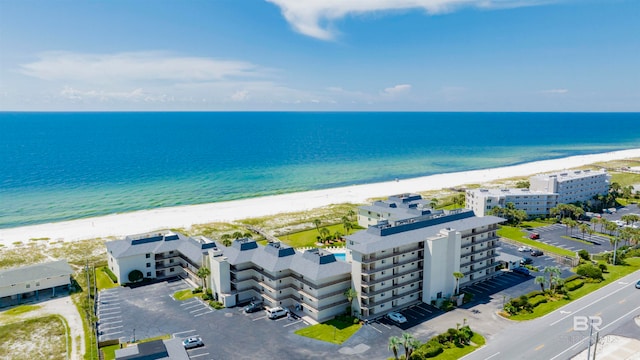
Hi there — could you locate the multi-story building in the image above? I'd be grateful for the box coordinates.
[466,169,610,218]
[106,231,216,285]
[0,260,73,305]
[529,169,611,204]
[208,239,352,322]
[466,188,558,217]
[357,193,434,227]
[347,205,503,320]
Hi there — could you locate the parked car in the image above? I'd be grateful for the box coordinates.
[266,306,288,319]
[529,232,540,239]
[636,280,640,289]
[386,312,407,324]
[183,337,204,349]
[520,257,533,265]
[531,250,544,257]
[244,299,264,313]
[513,267,530,275]
[518,246,532,252]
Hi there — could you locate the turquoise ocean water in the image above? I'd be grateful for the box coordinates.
[1,112,639,229]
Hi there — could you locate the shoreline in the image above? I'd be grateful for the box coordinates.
[1,148,639,246]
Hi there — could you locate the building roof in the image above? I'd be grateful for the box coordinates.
[106,231,215,267]
[0,260,73,287]
[359,193,436,222]
[530,169,609,182]
[468,188,557,197]
[217,240,351,282]
[115,338,189,360]
[347,211,505,254]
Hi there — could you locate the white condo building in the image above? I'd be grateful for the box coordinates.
[347,196,504,320]
[467,169,611,217]
[466,188,558,217]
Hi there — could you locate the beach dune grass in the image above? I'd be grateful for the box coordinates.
[0,315,68,360]
[294,318,361,344]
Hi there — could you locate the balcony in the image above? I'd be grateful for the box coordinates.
[361,256,422,275]
[360,246,423,264]
[360,287,422,309]
[461,242,499,257]
[362,268,423,287]
[459,253,496,267]
[361,279,422,298]
[154,253,178,260]
[463,262,498,276]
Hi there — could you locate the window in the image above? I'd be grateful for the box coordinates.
[26,284,31,288]
[146,272,151,277]
[146,263,151,267]
[170,268,174,272]
[169,259,174,263]
[381,282,385,286]
[36,282,40,286]
[145,253,150,258]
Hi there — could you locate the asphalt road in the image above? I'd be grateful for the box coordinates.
[462,269,640,360]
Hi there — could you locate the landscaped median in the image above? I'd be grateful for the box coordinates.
[294,315,362,344]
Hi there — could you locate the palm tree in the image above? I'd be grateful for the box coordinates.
[320,227,330,242]
[197,266,211,291]
[430,198,439,209]
[544,266,561,293]
[610,236,620,265]
[453,272,464,295]
[388,336,401,360]
[232,231,243,239]
[590,217,601,232]
[453,193,465,208]
[535,276,547,292]
[333,230,343,241]
[344,288,357,315]
[220,234,232,247]
[561,218,572,236]
[578,223,590,240]
[604,220,618,236]
[551,275,564,295]
[401,332,418,360]
[313,219,322,238]
[342,216,352,234]
[243,232,253,238]
[347,209,356,222]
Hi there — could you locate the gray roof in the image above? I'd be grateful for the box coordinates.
[347,214,505,254]
[359,193,436,222]
[106,231,215,267]
[0,260,73,287]
[219,240,351,282]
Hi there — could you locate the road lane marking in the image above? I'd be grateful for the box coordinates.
[619,298,626,304]
[253,316,267,321]
[535,344,544,351]
[189,353,210,358]
[484,352,501,359]
[549,284,630,326]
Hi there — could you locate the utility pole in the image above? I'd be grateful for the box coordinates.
[586,319,594,360]
[592,331,600,360]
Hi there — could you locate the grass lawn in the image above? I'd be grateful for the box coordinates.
[282,223,352,248]
[432,333,486,359]
[0,315,69,360]
[521,220,556,228]
[173,289,199,301]
[509,257,640,320]
[294,318,361,344]
[498,226,576,257]
[101,334,171,360]
[97,267,119,290]
[0,304,40,317]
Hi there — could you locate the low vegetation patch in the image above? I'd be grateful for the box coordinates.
[295,316,361,344]
[388,325,485,359]
[0,304,40,317]
[97,267,119,289]
[0,315,68,360]
[174,289,198,301]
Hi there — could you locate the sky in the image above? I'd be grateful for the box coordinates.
[0,0,639,111]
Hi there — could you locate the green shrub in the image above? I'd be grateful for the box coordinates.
[353,318,360,324]
[578,249,590,261]
[566,280,584,291]
[564,274,582,282]
[529,295,548,307]
[598,263,608,272]
[209,301,225,309]
[463,292,473,303]
[412,340,443,359]
[192,287,203,294]
[576,263,604,281]
[127,269,143,283]
[527,290,544,298]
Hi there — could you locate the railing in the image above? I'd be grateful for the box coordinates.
[360,246,423,263]
[463,262,497,276]
[360,287,422,308]
[460,254,496,267]
[361,279,422,298]
[361,256,422,274]
[362,268,423,286]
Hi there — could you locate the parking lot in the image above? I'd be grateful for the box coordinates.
[524,224,610,254]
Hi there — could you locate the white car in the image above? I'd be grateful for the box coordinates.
[183,337,204,349]
[386,312,407,324]
[518,246,532,252]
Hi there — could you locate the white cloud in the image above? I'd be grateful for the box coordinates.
[540,88,569,94]
[230,90,250,101]
[20,51,266,84]
[266,0,555,40]
[384,84,412,95]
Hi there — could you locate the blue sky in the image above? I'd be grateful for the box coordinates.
[1,0,638,111]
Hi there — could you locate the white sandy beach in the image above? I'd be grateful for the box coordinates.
[1,148,639,246]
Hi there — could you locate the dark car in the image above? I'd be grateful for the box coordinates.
[531,250,544,257]
[520,257,533,265]
[244,300,264,313]
[636,280,640,289]
[513,267,530,275]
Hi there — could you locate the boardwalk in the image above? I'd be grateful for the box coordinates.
[246,225,280,243]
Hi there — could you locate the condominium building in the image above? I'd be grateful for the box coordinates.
[529,169,611,204]
[106,231,216,285]
[358,193,434,227]
[208,240,352,322]
[0,260,73,305]
[466,188,558,217]
[346,206,503,320]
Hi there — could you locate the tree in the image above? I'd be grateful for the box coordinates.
[197,267,211,290]
[515,180,530,189]
[401,332,419,360]
[128,269,143,283]
[453,272,464,295]
[604,220,618,236]
[544,266,561,293]
[453,193,466,208]
[609,182,622,197]
[430,198,439,209]
[622,214,640,226]
[347,209,356,222]
[232,231,243,239]
[319,227,330,242]
[313,219,322,238]
[590,217,601,232]
[342,216,353,235]
[388,336,401,360]
[243,232,253,238]
[578,223,590,239]
[344,288,357,315]
[535,276,547,292]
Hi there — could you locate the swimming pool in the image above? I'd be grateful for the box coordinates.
[334,253,346,261]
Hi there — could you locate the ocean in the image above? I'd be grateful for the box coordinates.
[1,112,639,229]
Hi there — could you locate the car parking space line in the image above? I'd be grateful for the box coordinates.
[98,316,122,321]
[375,321,392,330]
[100,320,123,325]
[283,320,304,327]
[100,325,123,331]
[184,303,203,310]
[188,353,210,358]
[190,308,209,314]
[172,329,197,337]
[253,316,267,321]
[100,330,123,337]
[98,310,121,316]
[180,300,200,306]
[368,324,383,333]
[193,311,213,317]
